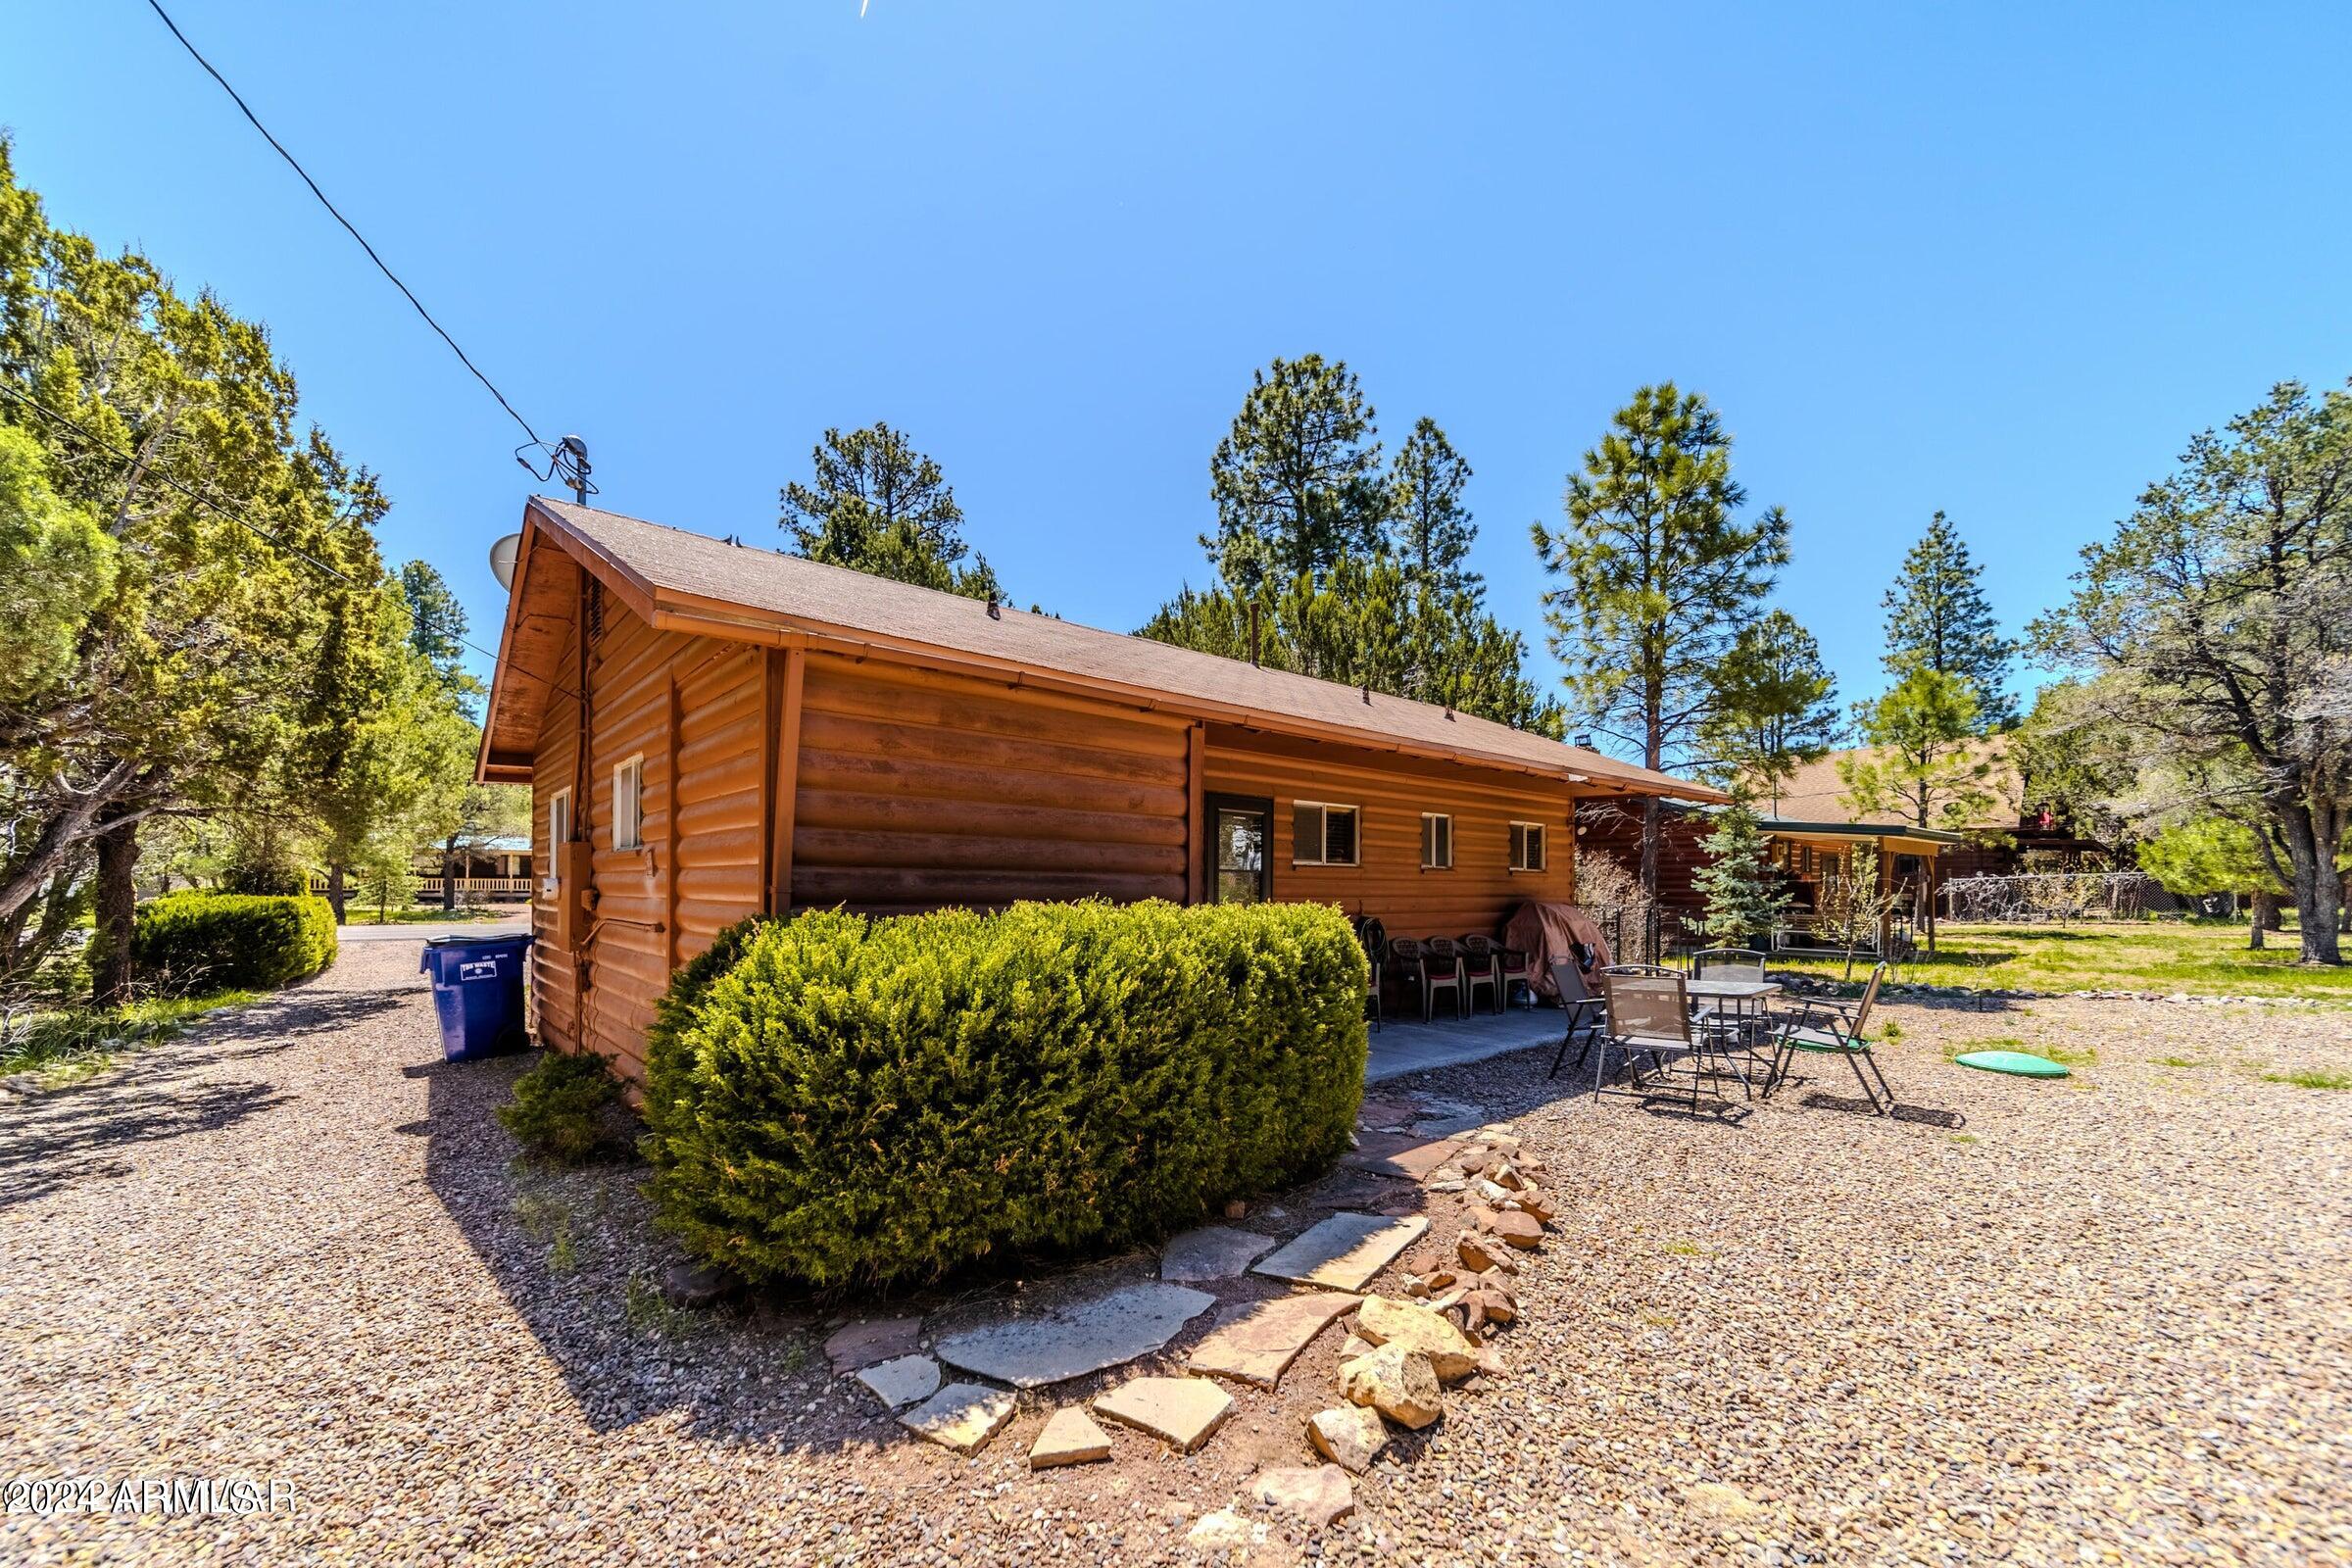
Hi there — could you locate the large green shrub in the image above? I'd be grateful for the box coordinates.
[642,899,1368,1288]
[130,892,338,994]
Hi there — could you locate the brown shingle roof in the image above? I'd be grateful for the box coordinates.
[1763,739,2023,828]
[514,497,1721,801]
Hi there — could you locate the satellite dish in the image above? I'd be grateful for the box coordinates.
[489,532,521,591]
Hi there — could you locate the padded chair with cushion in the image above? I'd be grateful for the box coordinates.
[1766,961,1896,1114]
[1457,935,1505,1016]
[1495,941,1535,1008]
[1419,937,1470,1020]
[1389,937,1465,1023]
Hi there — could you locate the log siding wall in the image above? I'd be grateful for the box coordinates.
[1202,725,1577,937]
[789,656,1192,913]
[528,607,1598,1084]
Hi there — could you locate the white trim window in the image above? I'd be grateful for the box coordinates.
[544,787,571,894]
[1292,801,1360,867]
[1420,812,1453,870]
[1508,819,1547,873]
[612,755,645,851]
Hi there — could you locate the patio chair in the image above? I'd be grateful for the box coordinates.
[1457,934,1505,1016]
[1387,937,1465,1023]
[1597,970,1749,1113]
[1494,940,1536,1008]
[1419,937,1471,1021]
[1545,959,1608,1079]
[1765,961,1896,1115]
[1351,915,1386,1033]
[1690,947,1771,1047]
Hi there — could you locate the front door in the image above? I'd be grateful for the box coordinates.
[1204,793,1274,905]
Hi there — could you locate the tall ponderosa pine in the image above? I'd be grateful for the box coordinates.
[1152,368,1558,734]
[398,560,475,702]
[2031,380,2352,965]
[1387,416,1476,598]
[779,421,1003,602]
[1138,557,1563,735]
[1533,382,1789,898]
[1699,610,1840,810]
[1838,668,1998,832]
[1882,511,2015,728]
[1204,354,1388,593]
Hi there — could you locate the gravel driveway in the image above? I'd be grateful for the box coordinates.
[2,944,2347,1565]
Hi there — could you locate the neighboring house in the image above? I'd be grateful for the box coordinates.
[1766,740,2109,876]
[1574,798,1965,955]
[477,498,1722,1084]
[411,835,533,904]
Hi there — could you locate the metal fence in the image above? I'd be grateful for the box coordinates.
[1939,871,2173,924]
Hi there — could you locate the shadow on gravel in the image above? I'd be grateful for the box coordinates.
[0,1078,293,1209]
[1796,1090,1967,1129]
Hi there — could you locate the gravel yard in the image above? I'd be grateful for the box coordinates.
[3,941,2348,1566]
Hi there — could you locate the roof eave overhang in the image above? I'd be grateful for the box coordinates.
[514,497,1729,805]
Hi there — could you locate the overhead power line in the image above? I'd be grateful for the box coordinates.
[140,0,548,451]
[0,379,577,703]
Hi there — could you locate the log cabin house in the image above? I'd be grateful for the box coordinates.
[476,498,1724,1084]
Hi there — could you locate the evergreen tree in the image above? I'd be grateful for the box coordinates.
[779,421,1003,601]
[1386,416,1476,598]
[1882,511,2015,728]
[1205,354,1388,593]
[0,140,407,998]
[1698,610,1840,809]
[397,560,474,701]
[1138,553,1563,735]
[1532,382,1789,898]
[1690,803,1790,944]
[1838,668,1997,830]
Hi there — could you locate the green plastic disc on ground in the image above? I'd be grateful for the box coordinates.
[1954,1050,2071,1078]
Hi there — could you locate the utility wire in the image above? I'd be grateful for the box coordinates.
[140,0,548,451]
[0,380,578,704]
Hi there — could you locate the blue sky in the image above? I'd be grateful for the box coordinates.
[10,3,2349,757]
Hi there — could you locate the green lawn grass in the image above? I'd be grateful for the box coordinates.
[1768,920,2352,1001]
[343,905,510,926]
[0,989,259,1087]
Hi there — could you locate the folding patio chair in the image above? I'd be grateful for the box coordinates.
[1765,961,1897,1115]
[1457,935,1505,1016]
[1545,959,1608,1079]
[1597,970,1750,1113]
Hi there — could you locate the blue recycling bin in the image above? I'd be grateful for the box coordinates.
[420,933,535,1061]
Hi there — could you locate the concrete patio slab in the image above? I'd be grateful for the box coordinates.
[935,1282,1215,1388]
[1364,1007,1562,1083]
[1250,1212,1429,1292]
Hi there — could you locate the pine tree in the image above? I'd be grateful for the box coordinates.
[1838,668,1997,830]
[397,561,478,707]
[1205,354,1388,593]
[779,422,1003,601]
[1387,417,1476,599]
[1532,382,1789,899]
[1698,610,1840,809]
[1882,512,2015,728]
[1690,803,1789,944]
